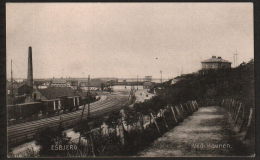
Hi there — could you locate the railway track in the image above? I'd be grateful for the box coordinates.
[8,94,129,147]
[8,96,116,130]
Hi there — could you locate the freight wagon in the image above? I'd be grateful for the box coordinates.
[8,96,87,123]
[7,102,42,120]
[41,99,61,115]
[60,96,81,112]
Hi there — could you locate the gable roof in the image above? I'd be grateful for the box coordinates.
[38,87,78,99]
[202,56,231,63]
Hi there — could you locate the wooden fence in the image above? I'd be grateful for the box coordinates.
[67,100,200,157]
[221,98,255,140]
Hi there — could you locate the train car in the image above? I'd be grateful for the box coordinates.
[14,102,42,120]
[41,99,61,115]
[68,96,81,111]
[7,105,16,120]
[78,96,83,106]
[66,97,74,111]
[59,96,81,112]
[59,96,70,112]
[19,102,42,119]
[74,96,81,110]
[8,96,84,121]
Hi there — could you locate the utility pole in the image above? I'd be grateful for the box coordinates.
[78,74,90,146]
[59,115,63,127]
[160,70,162,84]
[78,100,86,145]
[87,75,90,117]
[234,49,238,67]
[10,59,14,104]
[233,55,236,67]
[137,75,138,90]
[236,49,238,66]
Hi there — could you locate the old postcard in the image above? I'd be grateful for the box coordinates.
[5,2,254,158]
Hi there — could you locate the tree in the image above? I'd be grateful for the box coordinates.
[105,111,121,129]
[123,107,139,126]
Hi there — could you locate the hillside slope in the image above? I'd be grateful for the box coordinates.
[156,60,254,108]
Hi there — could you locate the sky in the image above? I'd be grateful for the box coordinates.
[6,3,253,79]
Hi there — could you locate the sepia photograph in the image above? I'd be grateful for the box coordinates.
[5,2,254,158]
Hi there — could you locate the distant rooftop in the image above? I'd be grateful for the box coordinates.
[202,56,231,63]
[52,79,67,84]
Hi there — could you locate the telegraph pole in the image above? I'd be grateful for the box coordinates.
[87,75,90,117]
[78,74,91,145]
[160,70,162,84]
[234,49,238,67]
[137,75,138,90]
[10,60,14,104]
[236,49,238,66]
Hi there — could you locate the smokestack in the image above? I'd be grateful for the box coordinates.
[27,46,33,87]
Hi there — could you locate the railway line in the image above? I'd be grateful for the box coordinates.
[8,93,129,147]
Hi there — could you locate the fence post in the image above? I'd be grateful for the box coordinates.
[176,105,184,122]
[194,100,199,109]
[233,100,239,120]
[175,105,183,119]
[150,113,161,135]
[233,100,236,119]
[234,103,242,124]
[188,102,193,113]
[221,99,224,107]
[228,99,232,114]
[191,101,196,111]
[234,101,239,119]
[180,104,185,114]
[244,108,254,140]
[246,108,253,129]
[191,101,195,112]
[89,132,96,157]
[119,122,125,145]
[170,106,178,123]
[139,113,145,132]
[162,110,169,129]
[186,103,192,114]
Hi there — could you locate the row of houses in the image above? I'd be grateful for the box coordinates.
[35,79,102,90]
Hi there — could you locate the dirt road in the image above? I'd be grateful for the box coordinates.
[138,106,253,157]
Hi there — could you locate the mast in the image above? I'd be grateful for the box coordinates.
[137,75,138,90]
[160,70,162,83]
[87,75,90,117]
[10,59,14,104]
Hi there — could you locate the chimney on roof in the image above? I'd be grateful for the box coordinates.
[212,56,216,58]
[27,46,33,87]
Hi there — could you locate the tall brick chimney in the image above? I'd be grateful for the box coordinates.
[27,46,33,87]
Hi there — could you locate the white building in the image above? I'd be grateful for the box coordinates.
[50,79,71,87]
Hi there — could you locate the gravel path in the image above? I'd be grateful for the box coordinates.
[138,106,251,157]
